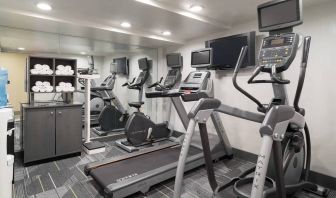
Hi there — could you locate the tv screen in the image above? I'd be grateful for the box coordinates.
[112,57,128,75]
[166,53,183,67]
[191,48,212,68]
[258,0,302,32]
[205,31,255,69]
[138,58,149,70]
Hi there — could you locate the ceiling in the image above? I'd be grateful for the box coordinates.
[0,0,333,55]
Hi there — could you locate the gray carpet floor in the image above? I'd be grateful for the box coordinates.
[13,133,335,198]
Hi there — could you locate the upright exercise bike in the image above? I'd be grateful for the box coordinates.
[173,0,329,197]
[91,69,129,136]
[116,57,183,152]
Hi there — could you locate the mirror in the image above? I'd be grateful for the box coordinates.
[0,26,159,142]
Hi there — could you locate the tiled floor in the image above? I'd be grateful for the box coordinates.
[13,134,335,198]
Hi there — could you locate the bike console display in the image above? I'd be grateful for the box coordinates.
[259,33,299,73]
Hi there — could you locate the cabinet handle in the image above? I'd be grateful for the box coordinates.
[58,111,62,115]
[50,112,54,115]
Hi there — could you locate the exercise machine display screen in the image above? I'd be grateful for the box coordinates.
[258,0,302,31]
[191,48,212,67]
[259,33,299,73]
[271,38,285,45]
[138,58,149,70]
[166,53,182,67]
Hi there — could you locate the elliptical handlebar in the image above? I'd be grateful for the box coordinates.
[294,36,311,113]
[233,46,267,113]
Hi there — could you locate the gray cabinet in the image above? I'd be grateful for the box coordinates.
[55,107,82,156]
[22,103,82,163]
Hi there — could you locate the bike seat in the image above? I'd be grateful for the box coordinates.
[128,102,144,109]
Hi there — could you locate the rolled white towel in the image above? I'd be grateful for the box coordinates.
[59,82,66,87]
[42,64,50,69]
[32,86,39,92]
[56,86,62,92]
[30,69,38,75]
[47,70,53,75]
[55,70,62,75]
[46,86,53,92]
[57,65,64,70]
[40,87,47,92]
[35,81,43,86]
[43,81,50,86]
[65,65,72,70]
[68,70,74,75]
[34,64,42,70]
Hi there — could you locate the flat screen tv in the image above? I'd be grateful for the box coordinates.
[166,53,183,67]
[112,57,129,75]
[138,58,149,70]
[258,0,302,32]
[205,31,256,69]
[191,48,212,68]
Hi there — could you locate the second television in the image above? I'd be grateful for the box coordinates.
[112,57,129,75]
[205,31,256,70]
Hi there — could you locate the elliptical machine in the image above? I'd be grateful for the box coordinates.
[116,56,183,152]
[173,0,329,197]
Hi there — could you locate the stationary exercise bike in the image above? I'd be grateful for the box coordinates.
[174,0,329,197]
[116,57,183,152]
[91,69,129,136]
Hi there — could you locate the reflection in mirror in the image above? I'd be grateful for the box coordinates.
[0,26,158,142]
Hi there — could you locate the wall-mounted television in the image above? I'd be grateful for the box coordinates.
[258,0,302,32]
[205,31,256,70]
[191,48,212,68]
[166,53,183,67]
[112,57,129,75]
[138,57,149,70]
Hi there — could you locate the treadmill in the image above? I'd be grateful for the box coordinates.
[84,71,233,198]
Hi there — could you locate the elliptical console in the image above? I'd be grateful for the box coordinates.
[259,33,299,73]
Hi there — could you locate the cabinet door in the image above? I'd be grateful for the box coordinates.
[24,108,55,163]
[55,106,82,156]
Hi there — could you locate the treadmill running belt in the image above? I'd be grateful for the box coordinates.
[90,145,201,188]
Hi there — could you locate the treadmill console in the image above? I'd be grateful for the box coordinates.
[179,71,212,101]
[162,69,181,89]
[259,33,299,73]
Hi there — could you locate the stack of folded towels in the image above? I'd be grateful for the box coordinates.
[55,65,74,75]
[30,64,53,75]
[31,81,53,92]
[56,82,75,92]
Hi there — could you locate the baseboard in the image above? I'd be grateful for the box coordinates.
[232,147,336,190]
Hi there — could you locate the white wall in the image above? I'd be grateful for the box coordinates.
[160,1,336,177]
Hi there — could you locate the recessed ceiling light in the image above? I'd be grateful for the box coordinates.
[162,31,171,36]
[80,52,86,55]
[17,47,25,51]
[120,21,131,28]
[37,2,52,11]
[189,4,203,12]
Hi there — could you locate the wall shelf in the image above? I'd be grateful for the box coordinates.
[26,56,78,102]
